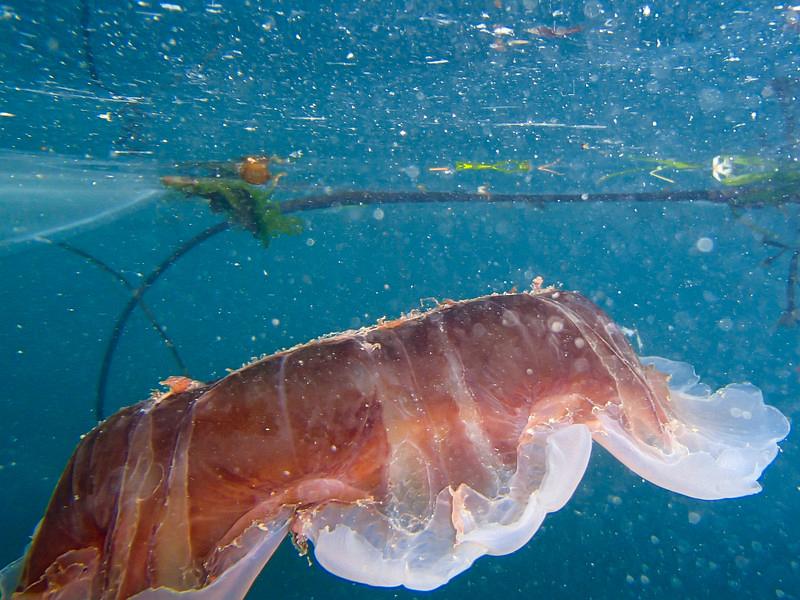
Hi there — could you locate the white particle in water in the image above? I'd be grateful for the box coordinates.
[717,317,733,332]
[696,237,714,252]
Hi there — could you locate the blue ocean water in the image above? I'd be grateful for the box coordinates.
[0,1,798,599]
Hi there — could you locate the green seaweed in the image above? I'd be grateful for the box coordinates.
[713,155,800,187]
[598,157,704,184]
[454,160,533,174]
[162,177,303,247]
[711,155,800,208]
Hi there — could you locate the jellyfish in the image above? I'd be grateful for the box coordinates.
[0,288,789,599]
[0,151,160,253]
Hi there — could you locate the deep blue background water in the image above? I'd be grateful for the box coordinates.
[1,1,799,599]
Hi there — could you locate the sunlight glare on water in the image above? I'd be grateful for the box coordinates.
[0,151,160,252]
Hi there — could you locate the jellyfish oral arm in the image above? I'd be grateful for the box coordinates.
[127,516,290,600]
[593,356,790,500]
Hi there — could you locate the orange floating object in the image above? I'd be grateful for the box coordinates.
[1,288,788,598]
[238,155,272,185]
[158,375,204,396]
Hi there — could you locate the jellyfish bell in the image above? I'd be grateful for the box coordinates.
[0,150,160,254]
[0,288,789,599]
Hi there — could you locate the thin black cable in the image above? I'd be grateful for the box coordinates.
[279,187,774,213]
[44,238,187,375]
[79,0,112,94]
[96,222,230,421]
[780,250,800,326]
[79,0,149,152]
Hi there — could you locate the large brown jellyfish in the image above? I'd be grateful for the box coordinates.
[0,287,789,599]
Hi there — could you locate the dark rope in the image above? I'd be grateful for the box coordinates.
[44,238,187,375]
[79,0,149,152]
[779,250,800,326]
[79,0,112,94]
[95,221,230,420]
[279,187,788,213]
